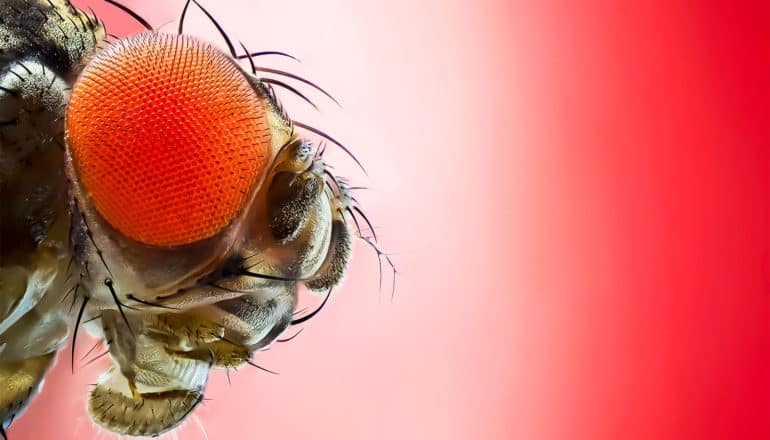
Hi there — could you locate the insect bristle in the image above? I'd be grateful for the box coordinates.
[103,0,153,31]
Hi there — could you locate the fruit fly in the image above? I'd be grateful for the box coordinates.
[0,0,394,437]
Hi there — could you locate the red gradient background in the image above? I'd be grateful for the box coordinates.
[10,0,769,439]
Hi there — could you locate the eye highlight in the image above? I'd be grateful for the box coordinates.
[66,32,270,247]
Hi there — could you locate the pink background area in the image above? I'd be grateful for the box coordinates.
[10,0,769,439]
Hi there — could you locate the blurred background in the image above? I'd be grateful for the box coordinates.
[11,0,769,439]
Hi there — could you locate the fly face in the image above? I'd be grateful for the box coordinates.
[1,0,392,437]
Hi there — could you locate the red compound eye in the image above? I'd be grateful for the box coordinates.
[66,32,270,247]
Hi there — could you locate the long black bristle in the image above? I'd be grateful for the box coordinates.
[82,350,111,368]
[79,340,102,361]
[104,279,135,336]
[237,269,307,282]
[261,78,320,111]
[104,0,153,31]
[276,328,304,343]
[177,0,191,34]
[293,121,367,175]
[252,66,341,107]
[191,0,236,57]
[126,294,179,310]
[246,360,279,375]
[82,213,113,276]
[240,41,317,110]
[236,50,300,62]
[71,295,90,373]
[239,41,257,73]
[82,314,103,324]
[291,287,333,325]
[344,207,363,236]
[61,283,78,305]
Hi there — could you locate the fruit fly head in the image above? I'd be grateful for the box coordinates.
[63,20,344,437]
[65,30,296,299]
